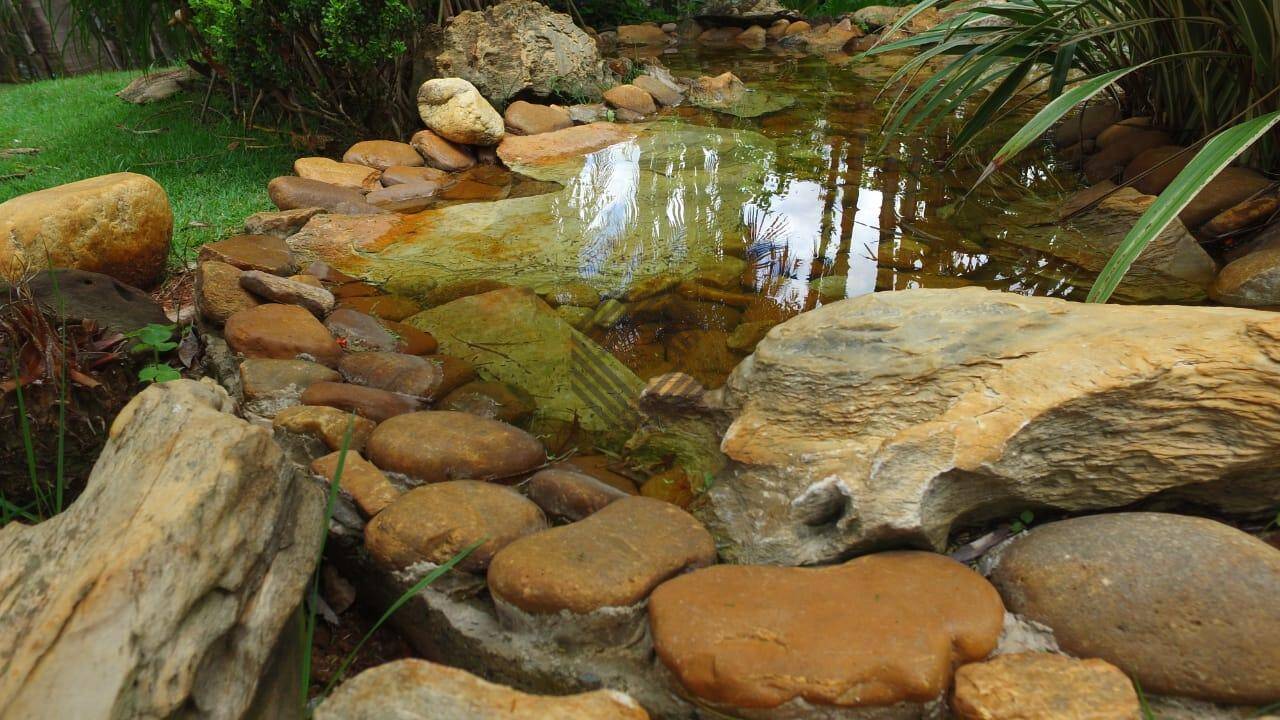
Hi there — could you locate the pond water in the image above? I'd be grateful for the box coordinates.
[296,46,1187,441]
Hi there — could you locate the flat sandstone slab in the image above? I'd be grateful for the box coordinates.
[647,552,1005,713]
[487,496,716,615]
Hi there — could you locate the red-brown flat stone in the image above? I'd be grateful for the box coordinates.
[366,411,546,483]
[224,303,343,367]
[300,381,421,423]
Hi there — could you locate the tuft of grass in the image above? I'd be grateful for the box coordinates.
[0,69,295,266]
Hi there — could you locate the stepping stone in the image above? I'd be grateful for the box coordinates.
[338,352,443,400]
[409,129,476,172]
[647,552,1004,714]
[556,455,639,495]
[495,123,636,166]
[488,497,716,616]
[365,481,546,574]
[243,207,323,238]
[239,358,339,417]
[198,234,296,275]
[381,164,452,187]
[366,182,445,213]
[273,405,375,452]
[366,411,545,483]
[342,140,423,171]
[441,380,535,424]
[633,75,682,107]
[311,451,400,518]
[299,381,421,423]
[952,653,1139,720]
[239,269,335,317]
[604,85,656,115]
[989,512,1280,705]
[325,308,400,352]
[268,177,382,215]
[313,659,649,720]
[294,157,382,191]
[503,101,573,136]
[224,303,343,367]
[337,294,422,321]
[526,468,628,522]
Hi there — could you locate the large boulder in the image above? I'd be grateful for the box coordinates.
[0,172,172,288]
[691,287,1280,565]
[988,513,1280,705]
[315,659,649,720]
[434,0,606,105]
[0,379,323,719]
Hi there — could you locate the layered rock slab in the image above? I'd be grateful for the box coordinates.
[988,513,1280,705]
[315,659,649,720]
[0,380,323,719]
[647,552,1004,716]
[697,287,1280,564]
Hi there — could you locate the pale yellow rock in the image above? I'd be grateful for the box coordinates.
[953,653,1140,720]
[0,172,172,287]
[0,379,323,719]
[293,157,382,192]
[697,287,1280,564]
[315,659,650,720]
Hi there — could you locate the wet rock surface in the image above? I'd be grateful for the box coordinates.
[488,496,716,615]
[299,380,422,423]
[315,659,649,720]
[239,358,340,417]
[526,467,629,522]
[199,233,297,275]
[648,552,1003,714]
[696,288,1280,564]
[338,352,445,400]
[988,513,1280,704]
[366,411,546,483]
[365,481,547,574]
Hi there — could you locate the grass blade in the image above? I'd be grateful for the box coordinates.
[1087,110,1280,303]
[300,412,356,712]
[318,539,484,701]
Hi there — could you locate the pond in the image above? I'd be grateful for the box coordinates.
[291,46,1192,446]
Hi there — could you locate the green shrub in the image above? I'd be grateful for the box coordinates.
[187,0,427,135]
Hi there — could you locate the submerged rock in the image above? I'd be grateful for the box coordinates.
[434,0,605,105]
[315,659,649,720]
[686,72,794,118]
[0,380,322,719]
[695,288,1280,565]
[648,552,1003,715]
[408,288,643,444]
[988,513,1280,705]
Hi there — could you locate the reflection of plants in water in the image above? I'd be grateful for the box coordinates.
[741,206,802,285]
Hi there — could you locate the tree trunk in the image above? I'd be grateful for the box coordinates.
[19,0,62,76]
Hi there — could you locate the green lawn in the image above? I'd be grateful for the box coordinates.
[0,70,296,265]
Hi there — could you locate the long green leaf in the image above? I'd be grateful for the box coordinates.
[318,539,484,699]
[975,65,1141,186]
[1087,110,1280,303]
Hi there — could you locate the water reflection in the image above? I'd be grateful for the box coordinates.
[308,47,1196,387]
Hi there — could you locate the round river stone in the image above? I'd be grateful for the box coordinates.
[365,411,545,483]
[952,653,1139,720]
[989,512,1280,705]
[647,551,1005,713]
[487,496,716,614]
[365,480,546,574]
[224,303,343,368]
